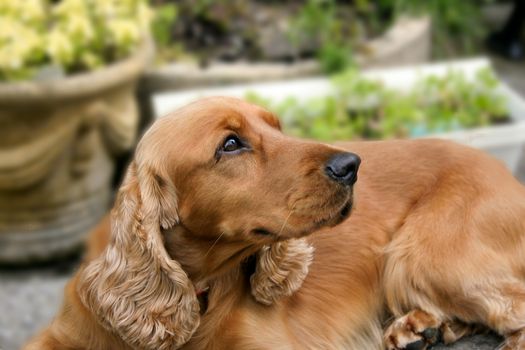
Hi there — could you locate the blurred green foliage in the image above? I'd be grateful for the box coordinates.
[150,0,491,71]
[246,68,508,141]
[151,3,177,47]
[150,2,189,62]
[150,0,387,71]
[288,0,356,73]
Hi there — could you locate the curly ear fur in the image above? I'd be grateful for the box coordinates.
[78,161,200,350]
[251,238,314,305]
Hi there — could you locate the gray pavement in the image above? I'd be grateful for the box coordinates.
[0,261,75,350]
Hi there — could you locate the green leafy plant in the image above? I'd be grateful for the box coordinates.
[155,0,249,64]
[288,0,356,73]
[151,3,177,48]
[150,2,187,63]
[246,67,508,141]
[151,0,388,72]
[0,0,152,81]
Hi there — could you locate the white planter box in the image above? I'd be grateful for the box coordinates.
[153,58,525,180]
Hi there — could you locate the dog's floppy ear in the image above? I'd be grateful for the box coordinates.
[78,161,199,350]
[251,238,314,305]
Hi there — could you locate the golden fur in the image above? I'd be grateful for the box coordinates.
[25,97,525,350]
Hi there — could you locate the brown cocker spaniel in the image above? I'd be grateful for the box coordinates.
[25,97,525,350]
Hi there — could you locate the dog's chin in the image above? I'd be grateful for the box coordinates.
[258,198,354,242]
[333,200,353,224]
[315,199,353,229]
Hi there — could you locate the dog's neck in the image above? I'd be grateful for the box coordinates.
[164,225,257,348]
[165,225,260,287]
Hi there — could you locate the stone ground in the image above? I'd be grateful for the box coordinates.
[0,258,78,350]
[1,24,525,350]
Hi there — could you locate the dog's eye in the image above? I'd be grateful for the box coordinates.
[215,135,250,161]
[222,136,242,153]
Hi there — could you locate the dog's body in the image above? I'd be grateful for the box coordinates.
[26,98,525,350]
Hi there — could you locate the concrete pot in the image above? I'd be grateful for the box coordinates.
[152,58,525,183]
[0,43,150,264]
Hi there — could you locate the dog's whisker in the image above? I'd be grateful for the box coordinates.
[278,207,295,236]
[204,231,226,259]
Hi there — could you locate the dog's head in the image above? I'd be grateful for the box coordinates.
[159,97,359,243]
[78,97,359,349]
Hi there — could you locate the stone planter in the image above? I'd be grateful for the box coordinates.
[138,16,430,124]
[0,43,150,264]
[152,58,525,183]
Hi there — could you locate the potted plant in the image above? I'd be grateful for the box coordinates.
[0,0,153,263]
[152,59,525,182]
[136,0,431,125]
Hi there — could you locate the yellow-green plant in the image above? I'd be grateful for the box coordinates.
[0,0,152,81]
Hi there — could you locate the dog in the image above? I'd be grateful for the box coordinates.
[25,97,525,350]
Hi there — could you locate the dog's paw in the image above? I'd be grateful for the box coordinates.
[384,310,442,350]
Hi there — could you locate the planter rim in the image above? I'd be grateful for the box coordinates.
[153,58,507,116]
[0,39,153,105]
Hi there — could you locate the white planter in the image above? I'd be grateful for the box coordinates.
[153,58,525,181]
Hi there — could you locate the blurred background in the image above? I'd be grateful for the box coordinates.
[0,0,524,349]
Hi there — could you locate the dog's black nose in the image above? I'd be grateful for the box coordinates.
[325,152,361,186]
